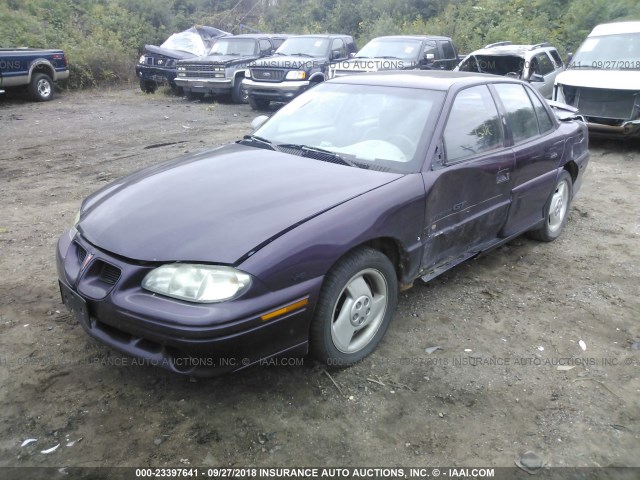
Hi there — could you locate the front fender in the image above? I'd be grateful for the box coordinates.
[239,174,426,289]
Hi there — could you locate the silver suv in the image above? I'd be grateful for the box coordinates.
[456,42,564,98]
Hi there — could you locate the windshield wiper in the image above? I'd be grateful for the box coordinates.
[239,135,277,151]
[376,55,401,60]
[290,53,314,57]
[278,144,356,167]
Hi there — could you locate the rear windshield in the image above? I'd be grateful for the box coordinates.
[459,55,524,76]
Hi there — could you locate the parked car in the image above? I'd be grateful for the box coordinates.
[243,34,357,110]
[135,26,228,94]
[330,35,459,78]
[553,21,640,137]
[456,42,564,98]
[57,71,589,377]
[175,34,288,103]
[0,47,69,101]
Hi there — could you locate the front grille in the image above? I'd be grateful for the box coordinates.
[179,63,225,79]
[76,244,87,265]
[251,69,285,82]
[567,86,638,120]
[98,261,121,285]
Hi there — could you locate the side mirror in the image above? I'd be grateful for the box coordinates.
[566,52,573,65]
[250,115,269,130]
[529,73,544,82]
[331,50,341,60]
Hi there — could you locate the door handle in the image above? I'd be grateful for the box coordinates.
[496,168,510,184]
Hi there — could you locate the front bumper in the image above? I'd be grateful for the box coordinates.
[135,65,177,86]
[243,78,310,102]
[56,230,321,377]
[174,77,232,94]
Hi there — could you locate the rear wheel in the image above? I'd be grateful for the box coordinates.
[310,248,398,366]
[248,96,270,111]
[528,170,573,242]
[29,73,54,101]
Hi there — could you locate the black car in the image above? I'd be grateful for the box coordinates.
[136,26,228,94]
[243,34,357,110]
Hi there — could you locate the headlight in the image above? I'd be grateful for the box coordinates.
[142,264,252,303]
[139,55,146,64]
[70,209,80,235]
[285,70,306,80]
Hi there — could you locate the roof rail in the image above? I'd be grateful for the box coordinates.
[484,41,512,48]
[528,42,553,50]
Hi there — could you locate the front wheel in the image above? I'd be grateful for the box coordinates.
[29,73,54,101]
[310,248,398,366]
[184,90,205,101]
[231,78,248,104]
[139,80,157,94]
[528,170,573,242]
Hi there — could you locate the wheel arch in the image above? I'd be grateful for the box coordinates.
[563,160,579,185]
[29,60,55,82]
[308,72,325,83]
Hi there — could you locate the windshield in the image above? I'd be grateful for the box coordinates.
[252,83,445,173]
[458,55,524,76]
[161,31,207,56]
[276,37,330,56]
[356,38,423,61]
[570,33,640,70]
[209,38,258,56]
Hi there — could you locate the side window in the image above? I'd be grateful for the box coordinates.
[525,87,554,134]
[259,39,272,54]
[331,38,346,59]
[439,41,455,60]
[424,40,437,57]
[494,83,540,144]
[549,49,563,68]
[443,85,504,163]
[535,53,554,75]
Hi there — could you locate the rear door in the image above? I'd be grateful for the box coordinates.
[421,84,515,271]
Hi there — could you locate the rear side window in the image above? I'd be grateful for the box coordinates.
[259,39,272,54]
[494,83,540,144]
[443,85,504,163]
[525,87,554,133]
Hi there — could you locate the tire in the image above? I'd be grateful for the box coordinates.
[139,80,157,94]
[248,96,270,111]
[310,248,398,366]
[528,170,573,242]
[185,90,205,101]
[169,84,183,96]
[231,78,248,104]
[29,73,54,101]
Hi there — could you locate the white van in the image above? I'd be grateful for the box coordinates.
[553,21,640,137]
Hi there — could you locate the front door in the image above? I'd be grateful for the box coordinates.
[422,84,515,272]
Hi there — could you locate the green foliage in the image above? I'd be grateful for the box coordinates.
[1,0,638,89]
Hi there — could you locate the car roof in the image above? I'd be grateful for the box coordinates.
[330,70,523,91]
[469,42,556,57]
[590,21,640,36]
[289,34,353,40]
[223,34,286,39]
[370,35,452,41]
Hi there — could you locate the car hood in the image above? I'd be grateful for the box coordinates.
[555,69,640,90]
[144,45,197,60]
[251,55,327,69]
[79,144,402,264]
[183,54,259,66]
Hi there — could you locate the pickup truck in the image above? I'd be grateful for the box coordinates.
[0,48,69,101]
[175,34,287,103]
[243,34,357,110]
[330,35,459,77]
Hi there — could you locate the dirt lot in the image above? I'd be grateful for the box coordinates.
[0,87,638,473]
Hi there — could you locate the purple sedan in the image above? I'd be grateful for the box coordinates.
[57,71,589,376]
